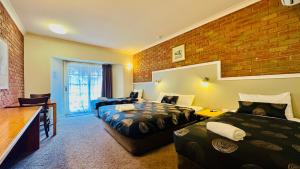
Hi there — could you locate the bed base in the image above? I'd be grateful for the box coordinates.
[177,154,206,169]
[103,121,197,156]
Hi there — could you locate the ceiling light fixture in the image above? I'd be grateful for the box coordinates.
[49,24,66,34]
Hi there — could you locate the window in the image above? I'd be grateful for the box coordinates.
[65,62,102,114]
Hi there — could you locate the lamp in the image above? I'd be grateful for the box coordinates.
[127,63,133,70]
[154,80,161,85]
[201,77,210,87]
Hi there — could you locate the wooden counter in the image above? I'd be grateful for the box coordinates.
[6,101,57,136]
[0,106,41,165]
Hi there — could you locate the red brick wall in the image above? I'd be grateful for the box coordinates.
[133,0,300,82]
[0,2,24,107]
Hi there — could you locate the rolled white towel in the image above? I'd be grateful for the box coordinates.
[206,122,246,141]
[98,97,108,100]
[115,104,135,111]
[290,117,300,123]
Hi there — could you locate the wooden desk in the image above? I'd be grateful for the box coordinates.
[6,101,57,136]
[195,108,224,118]
[0,106,41,165]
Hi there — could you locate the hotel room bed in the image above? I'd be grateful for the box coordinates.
[174,112,300,169]
[98,101,198,155]
[92,98,138,111]
[92,90,142,111]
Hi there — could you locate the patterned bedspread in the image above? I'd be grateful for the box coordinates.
[99,102,196,138]
[174,112,300,169]
[94,98,138,110]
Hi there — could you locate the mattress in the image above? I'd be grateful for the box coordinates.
[99,102,197,138]
[174,112,300,169]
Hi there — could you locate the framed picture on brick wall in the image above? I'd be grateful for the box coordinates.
[172,44,185,63]
[0,39,9,89]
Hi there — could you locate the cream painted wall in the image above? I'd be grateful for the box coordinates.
[134,63,300,118]
[112,64,133,98]
[25,33,133,98]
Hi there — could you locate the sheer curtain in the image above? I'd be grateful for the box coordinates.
[66,62,102,114]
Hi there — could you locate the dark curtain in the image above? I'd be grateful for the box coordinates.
[102,64,113,98]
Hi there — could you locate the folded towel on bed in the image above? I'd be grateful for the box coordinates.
[115,104,135,111]
[98,97,108,101]
[206,122,246,141]
[290,117,300,123]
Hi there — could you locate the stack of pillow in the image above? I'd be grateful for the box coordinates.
[129,89,143,100]
[156,92,195,107]
[237,92,299,122]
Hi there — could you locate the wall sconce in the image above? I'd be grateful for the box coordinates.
[201,77,210,87]
[154,80,161,85]
[127,63,133,70]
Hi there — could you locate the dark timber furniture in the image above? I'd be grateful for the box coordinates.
[6,100,57,136]
[0,106,42,167]
[30,93,52,137]
[18,97,50,137]
[30,93,51,99]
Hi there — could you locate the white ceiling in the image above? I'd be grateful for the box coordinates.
[10,0,257,54]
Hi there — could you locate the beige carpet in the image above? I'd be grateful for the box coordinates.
[10,115,178,169]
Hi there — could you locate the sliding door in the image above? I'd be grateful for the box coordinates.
[64,62,102,115]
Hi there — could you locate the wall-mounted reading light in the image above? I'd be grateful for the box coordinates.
[154,80,161,85]
[127,63,133,70]
[201,77,210,88]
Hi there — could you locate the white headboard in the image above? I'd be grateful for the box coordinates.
[134,62,300,118]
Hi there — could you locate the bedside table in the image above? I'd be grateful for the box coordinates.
[195,108,223,118]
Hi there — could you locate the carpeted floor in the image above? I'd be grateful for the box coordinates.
[10,115,178,169]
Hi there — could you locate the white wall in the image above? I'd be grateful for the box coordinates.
[134,63,300,118]
[112,64,124,98]
[50,58,64,116]
[112,64,133,98]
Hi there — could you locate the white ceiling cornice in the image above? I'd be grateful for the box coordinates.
[1,0,25,34]
[137,0,261,54]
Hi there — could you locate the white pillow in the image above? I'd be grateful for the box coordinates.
[133,89,143,99]
[156,92,195,106]
[239,92,293,120]
[188,106,203,112]
[289,118,300,123]
[177,95,195,106]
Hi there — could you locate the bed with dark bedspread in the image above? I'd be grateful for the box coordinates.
[94,98,138,110]
[174,112,300,169]
[99,101,197,138]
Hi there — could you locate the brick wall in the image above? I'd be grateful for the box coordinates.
[0,2,24,107]
[133,0,300,82]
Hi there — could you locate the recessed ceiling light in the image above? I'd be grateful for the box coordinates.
[49,24,66,34]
